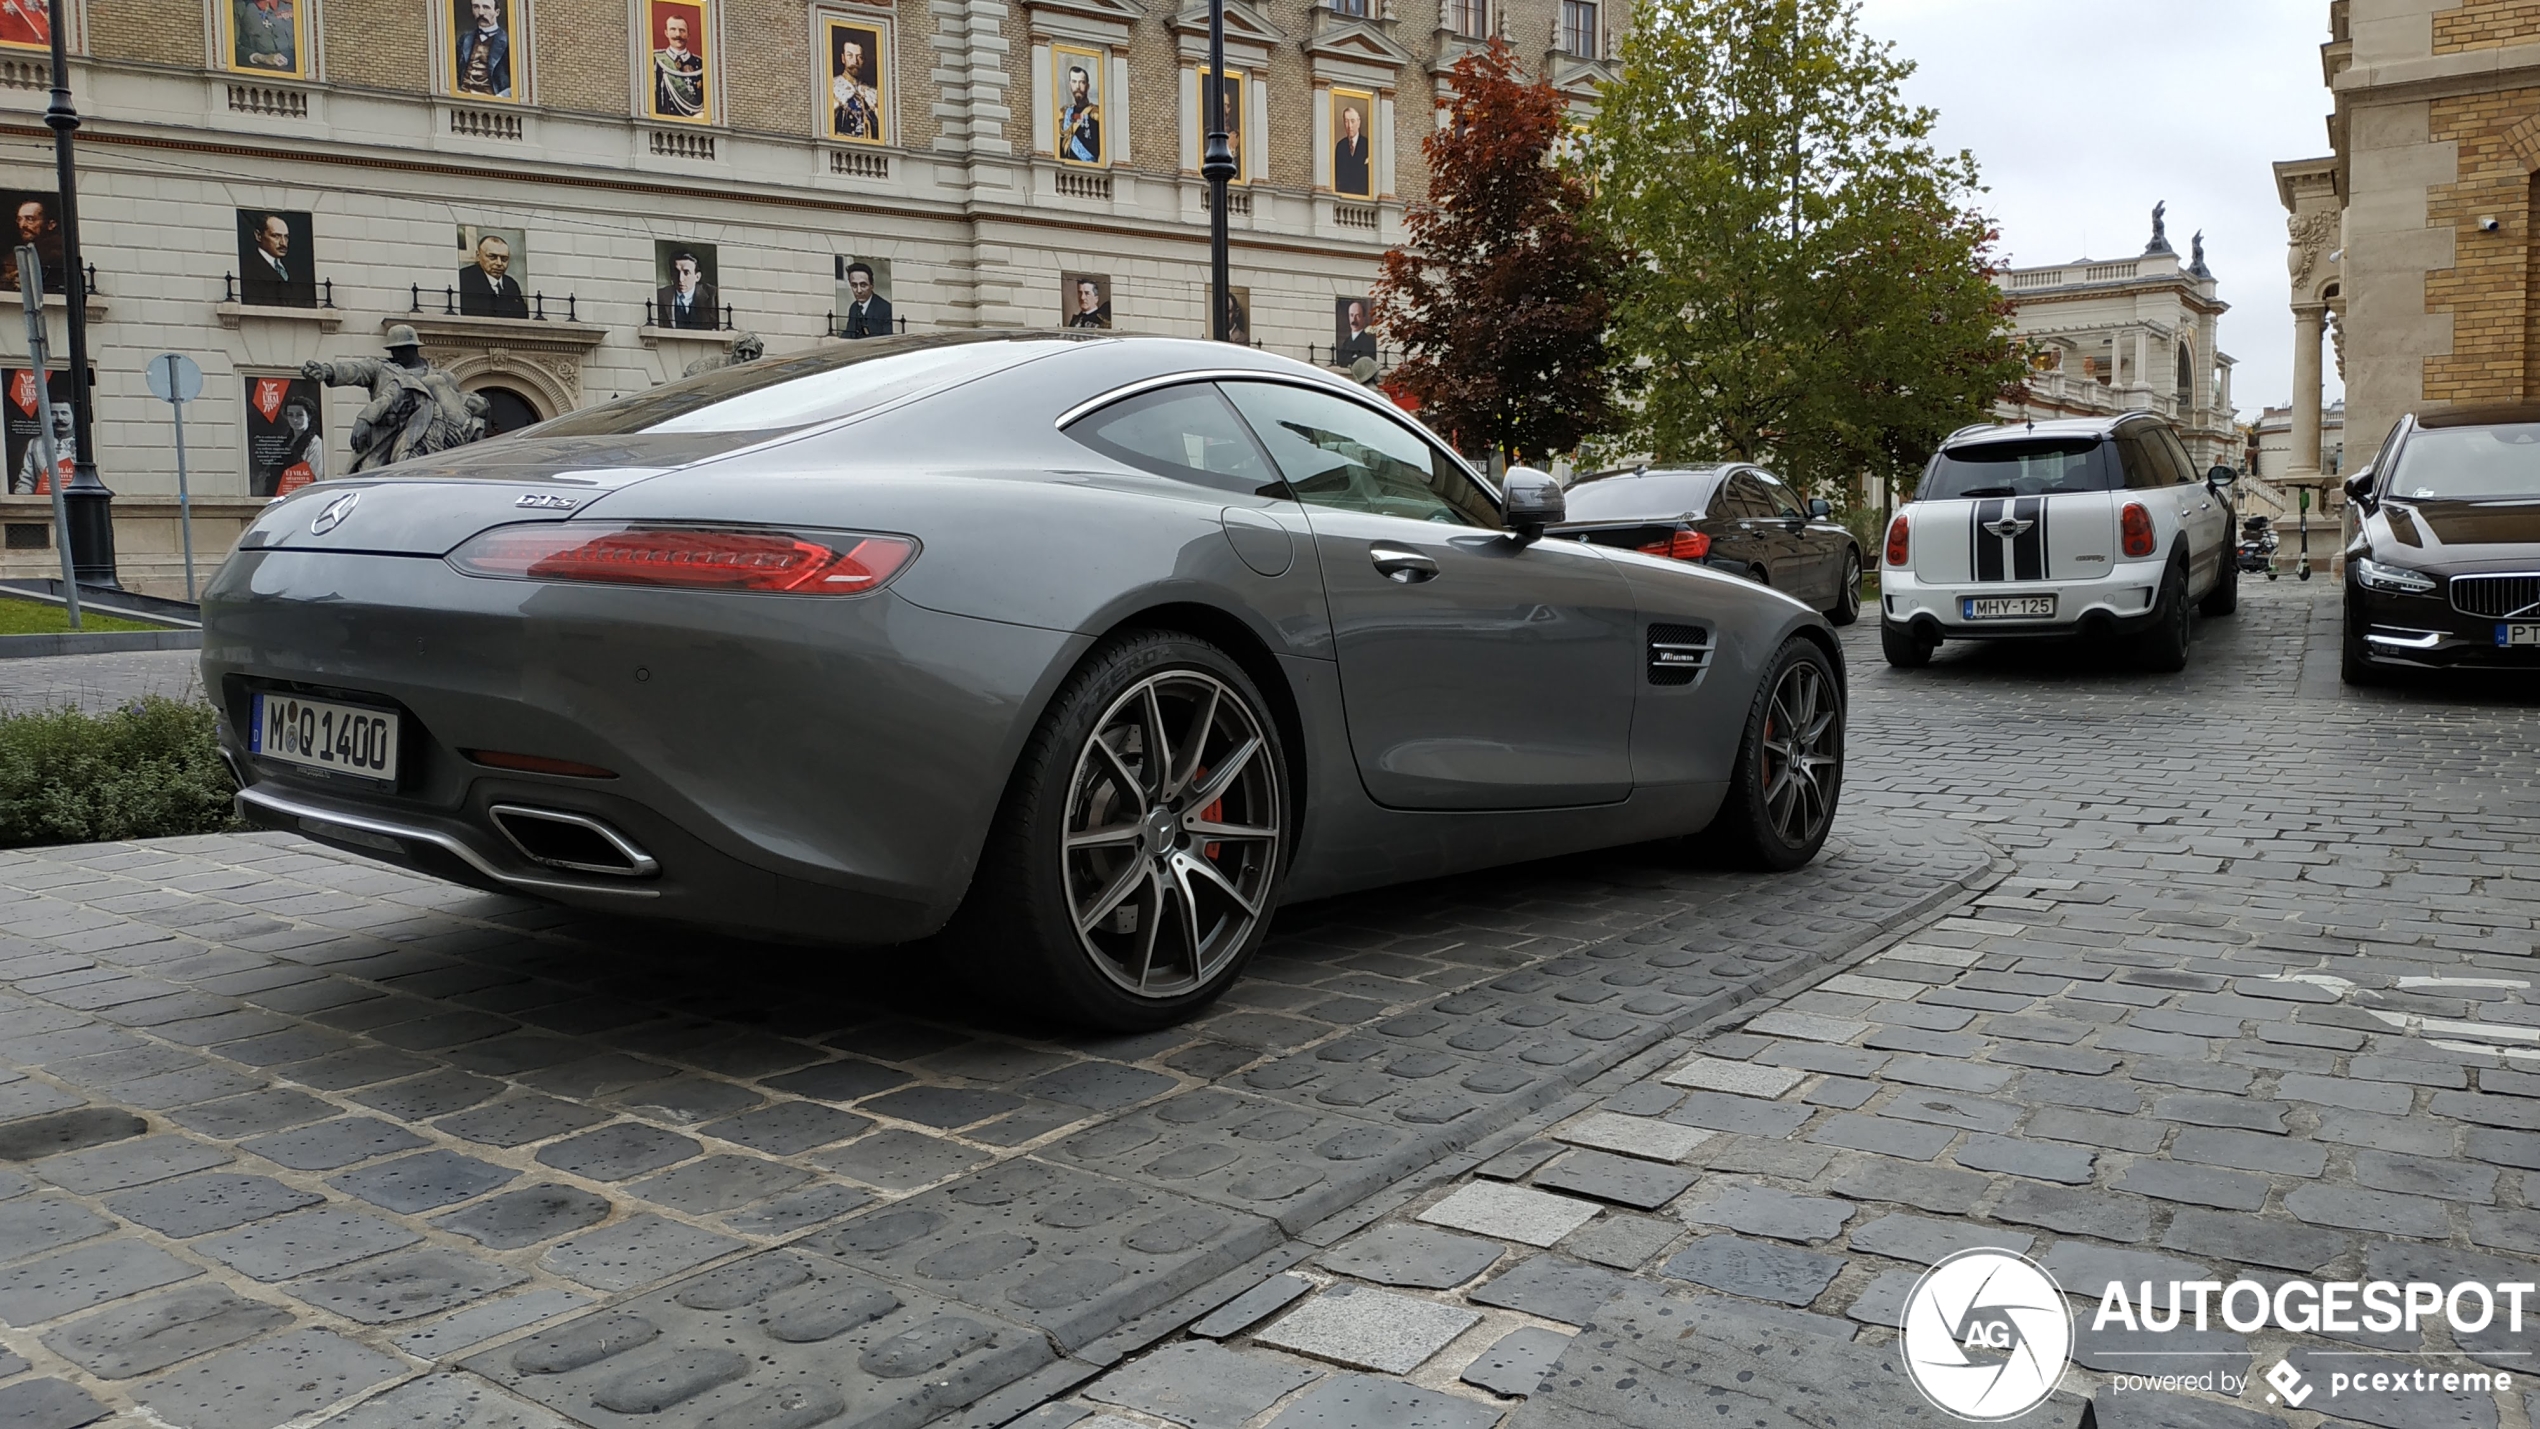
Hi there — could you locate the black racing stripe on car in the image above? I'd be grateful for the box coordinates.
[2013,496,2046,582]
[1974,499,2004,582]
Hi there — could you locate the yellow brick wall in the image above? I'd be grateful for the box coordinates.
[529,0,629,113]
[2423,87,2540,403]
[2435,0,2540,53]
[91,0,204,67]
[325,0,431,91]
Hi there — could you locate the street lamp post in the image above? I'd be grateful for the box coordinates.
[43,0,114,588]
[1202,0,1234,341]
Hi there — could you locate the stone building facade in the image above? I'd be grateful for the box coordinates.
[0,0,1623,593]
[2277,0,2540,487]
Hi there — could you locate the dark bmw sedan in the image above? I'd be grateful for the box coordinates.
[2343,403,2540,683]
[1550,464,1864,625]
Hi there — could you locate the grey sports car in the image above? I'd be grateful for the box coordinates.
[203,334,1845,1029]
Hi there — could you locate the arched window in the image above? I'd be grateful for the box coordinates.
[2175,342,2193,407]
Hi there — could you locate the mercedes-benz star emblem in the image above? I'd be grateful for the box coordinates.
[309,492,361,535]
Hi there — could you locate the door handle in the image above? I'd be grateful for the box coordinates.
[1368,544,1439,584]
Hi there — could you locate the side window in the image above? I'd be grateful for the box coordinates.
[1750,470,1802,518]
[1718,473,1768,518]
[1220,381,1500,528]
[2115,434,2167,491]
[2153,427,2198,484]
[1063,383,1286,497]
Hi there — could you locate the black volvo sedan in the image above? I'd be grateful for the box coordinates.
[2343,403,2540,683]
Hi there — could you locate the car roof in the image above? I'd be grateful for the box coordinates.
[1572,463,1740,484]
[1942,415,2155,448]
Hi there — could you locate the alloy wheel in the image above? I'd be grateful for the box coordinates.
[1838,553,1862,621]
[1758,659,1841,846]
[1061,670,1281,999]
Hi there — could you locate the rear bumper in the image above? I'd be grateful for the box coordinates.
[1877,566,2164,640]
[205,548,1087,944]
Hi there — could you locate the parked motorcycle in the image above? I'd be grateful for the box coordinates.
[2238,514,2280,579]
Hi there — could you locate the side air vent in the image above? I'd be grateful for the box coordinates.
[1648,623,1714,685]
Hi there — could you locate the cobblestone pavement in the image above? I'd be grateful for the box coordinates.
[1024,578,2536,1429]
[0,658,1993,1429]
[0,649,201,714]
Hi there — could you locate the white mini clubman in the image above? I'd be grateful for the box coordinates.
[1878,414,2239,671]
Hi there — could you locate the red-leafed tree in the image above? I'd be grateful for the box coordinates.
[1373,39,1621,465]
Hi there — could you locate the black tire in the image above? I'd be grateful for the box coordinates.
[1700,636,1843,871]
[1880,621,1931,669]
[2135,560,2193,672]
[1826,549,1863,626]
[951,631,1290,1030]
[2341,618,2388,687]
[2198,549,2239,617]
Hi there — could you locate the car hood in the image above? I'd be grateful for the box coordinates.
[2373,498,2540,570]
[236,434,770,558]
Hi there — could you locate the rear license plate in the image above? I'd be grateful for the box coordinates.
[1964,596,2055,621]
[248,693,400,782]
[2499,624,2540,647]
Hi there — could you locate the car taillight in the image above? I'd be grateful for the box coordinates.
[449,523,915,595]
[1637,529,1713,562]
[2120,503,2156,558]
[1884,515,1910,567]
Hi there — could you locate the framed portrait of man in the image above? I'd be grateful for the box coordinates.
[1052,45,1106,167]
[235,209,317,308]
[448,0,521,100]
[1205,284,1249,345]
[1330,88,1375,199]
[653,240,722,329]
[245,375,326,498]
[223,0,309,78]
[1061,272,1111,330]
[823,18,888,145]
[456,224,529,318]
[835,255,894,338]
[643,0,712,124]
[3,369,72,496]
[0,0,51,53]
[1334,296,1377,363]
[1196,67,1244,184]
[0,192,64,295]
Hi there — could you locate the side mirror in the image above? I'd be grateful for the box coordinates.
[2206,466,2237,487]
[1502,466,1564,541]
[2343,468,2376,510]
[1807,497,1833,518]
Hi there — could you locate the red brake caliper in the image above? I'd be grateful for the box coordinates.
[1193,765,1221,860]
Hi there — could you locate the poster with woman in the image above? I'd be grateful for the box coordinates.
[643,0,711,124]
[3,370,70,495]
[1052,45,1105,167]
[1196,68,1244,183]
[825,18,887,144]
[1330,88,1374,198]
[245,376,325,498]
[225,0,309,77]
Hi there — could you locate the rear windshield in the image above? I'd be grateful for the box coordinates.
[530,336,1070,438]
[2389,423,2540,500]
[1920,438,2115,500]
[1562,471,1724,521]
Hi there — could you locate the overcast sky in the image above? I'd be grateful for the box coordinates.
[1852,0,2341,416]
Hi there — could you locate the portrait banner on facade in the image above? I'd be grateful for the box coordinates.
[455,224,529,318]
[836,254,893,338]
[1052,44,1106,167]
[643,0,712,124]
[236,209,317,309]
[245,375,325,498]
[0,191,65,296]
[653,240,722,329]
[4,369,70,496]
[0,0,50,54]
[1330,87,1375,199]
[224,0,309,78]
[1334,295,1377,364]
[1197,67,1243,184]
[448,0,522,100]
[1206,284,1249,345]
[1062,272,1111,330]
[823,17,888,145]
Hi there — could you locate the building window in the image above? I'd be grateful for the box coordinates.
[1331,0,1371,18]
[1559,0,1596,56]
[1449,0,1486,36]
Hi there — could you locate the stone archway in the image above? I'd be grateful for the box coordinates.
[443,352,582,421]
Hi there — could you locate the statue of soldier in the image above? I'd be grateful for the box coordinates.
[683,331,766,378]
[301,324,489,473]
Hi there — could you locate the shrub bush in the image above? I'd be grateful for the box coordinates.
[0,697,241,848]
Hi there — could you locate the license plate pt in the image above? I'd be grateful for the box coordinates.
[1964,596,2055,621]
[2499,624,2540,647]
[248,692,400,783]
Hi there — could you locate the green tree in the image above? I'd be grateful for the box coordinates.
[1374,39,1621,465]
[1580,0,2021,501]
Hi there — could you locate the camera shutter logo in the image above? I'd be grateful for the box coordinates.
[1901,1248,2072,1421]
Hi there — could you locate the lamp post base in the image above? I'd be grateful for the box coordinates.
[64,486,117,588]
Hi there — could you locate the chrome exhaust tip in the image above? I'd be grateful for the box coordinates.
[487,805,660,878]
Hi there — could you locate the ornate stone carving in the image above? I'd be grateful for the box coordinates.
[2286,211,2338,288]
